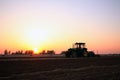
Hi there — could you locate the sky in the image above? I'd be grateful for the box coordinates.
[0,0,120,54]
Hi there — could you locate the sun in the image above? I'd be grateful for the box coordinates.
[22,23,54,53]
[23,26,50,50]
[33,48,39,54]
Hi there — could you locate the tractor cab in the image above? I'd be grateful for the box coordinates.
[73,42,85,49]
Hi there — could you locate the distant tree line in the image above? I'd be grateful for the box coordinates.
[3,49,55,55]
[40,50,55,55]
[3,49,33,56]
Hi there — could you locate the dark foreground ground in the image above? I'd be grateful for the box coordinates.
[0,56,120,80]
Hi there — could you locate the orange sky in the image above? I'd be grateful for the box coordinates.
[0,0,120,54]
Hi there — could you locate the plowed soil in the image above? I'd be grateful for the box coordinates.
[0,56,120,80]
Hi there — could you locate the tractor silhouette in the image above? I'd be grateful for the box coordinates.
[65,42,96,57]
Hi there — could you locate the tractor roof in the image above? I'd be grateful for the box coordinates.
[75,42,85,45]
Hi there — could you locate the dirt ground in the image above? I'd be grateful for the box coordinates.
[0,56,120,80]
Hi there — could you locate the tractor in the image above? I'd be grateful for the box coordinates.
[65,42,96,57]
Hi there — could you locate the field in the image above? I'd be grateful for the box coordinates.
[0,56,120,80]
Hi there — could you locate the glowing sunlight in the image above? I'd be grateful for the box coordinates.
[33,48,39,54]
[22,23,52,51]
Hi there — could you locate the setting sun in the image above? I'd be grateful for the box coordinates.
[33,48,39,54]
[21,24,53,51]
